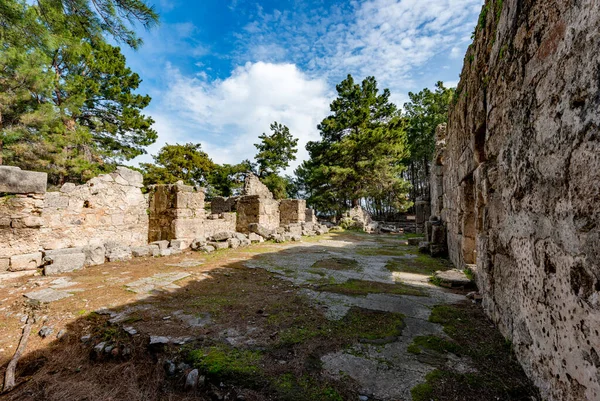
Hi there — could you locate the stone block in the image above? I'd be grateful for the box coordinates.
[190,238,207,250]
[0,258,9,272]
[160,248,172,257]
[248,233,264,243]
[149,244,161,257]
[44,253,86,275]
[132,246,151,257]
[150,240,170,250]
[227,237,241,249]
[0,166,47,194]
[248,223,274,238]
[240,238,251,247]
[198,245,215,253]
[211,231,233,241]
[105,242,132,262]
[84,242,105,266]
[208,241,228,250]
[10,252,42,271]
[170,239,189,250]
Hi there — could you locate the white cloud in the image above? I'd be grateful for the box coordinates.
[133,62,331,174]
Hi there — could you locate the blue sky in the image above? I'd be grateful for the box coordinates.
[122,0,484,173]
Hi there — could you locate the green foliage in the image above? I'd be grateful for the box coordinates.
[0,0,157,184]
[478,4,489,30]
[298,75,410,216]
[141,143,214,186]
[403,81,454,203]
[496,0,504,20]
[253,122,298,199]
[255,121,298,177]
[206,160,253,197]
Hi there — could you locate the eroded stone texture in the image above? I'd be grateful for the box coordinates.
[436,1,600,399]
[40,167,148,250]
[236,195,280,234]
[0,166,47,194]
[279,199,306,225]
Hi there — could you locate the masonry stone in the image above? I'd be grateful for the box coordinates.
[44,253,86,275]
[10,252,42,271]
[0,166,47,194]
[430,1,600,399]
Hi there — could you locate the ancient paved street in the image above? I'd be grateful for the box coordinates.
[0,232,535,401]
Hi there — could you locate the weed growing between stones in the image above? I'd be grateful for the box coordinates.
[410,303,540,401]
[318,278,426,297]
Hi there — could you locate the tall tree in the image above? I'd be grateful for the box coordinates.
[253,121,298,199]
[0,0,158,184]
[403,81,454,202]
[141,143,215,187]
[298,75,411,217]
[254,122,298,178]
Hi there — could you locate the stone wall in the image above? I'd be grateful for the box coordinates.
[1,167,148,272]
[236,195,280,234]
[41,167,148,250]
[436,0,600,399]
[279,199,306,225]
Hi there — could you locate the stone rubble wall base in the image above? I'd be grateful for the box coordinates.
[428,0,600,400]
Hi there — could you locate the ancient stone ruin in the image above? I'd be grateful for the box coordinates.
[0,167,328,278]
[426,0,600,400]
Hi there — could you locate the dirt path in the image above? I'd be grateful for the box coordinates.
[0,232,538,400]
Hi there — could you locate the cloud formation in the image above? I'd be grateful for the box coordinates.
[135,62,331,173]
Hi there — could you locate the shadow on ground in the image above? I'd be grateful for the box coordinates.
[0,231,539,401]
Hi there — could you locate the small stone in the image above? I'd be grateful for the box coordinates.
[38,326,54,338]
[185,369,199,390]
[56,329,67,339]
[164,360,176,376]
[123,326,138,335]
[94,342,107,353]
[80,334,91,343]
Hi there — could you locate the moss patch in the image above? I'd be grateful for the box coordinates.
[187,344,263,383]
[318,278,425,297]
[311,257,360,271]
[410,303,540,401]
[385,254,453,275]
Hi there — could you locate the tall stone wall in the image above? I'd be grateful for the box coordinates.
[236,195,280,234]
[438,1,600,399]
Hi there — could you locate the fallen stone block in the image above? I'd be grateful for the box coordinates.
[227,237,241,249]
[240,238,251,247]
[248,233,264,243]
[10,252,43,271]
[132,246,151,257]
[149,244,160,257]
[84,242,105,266]
[44,248,84,257]
[418,241,430,253]
[105,242,132,262]
[211,231,233,241]
[291,235,302,242]
[190,238,207,251]
[208,241,229,250]
[0,166,47,194]
[271,234,286,243]
[0,270,37,281]
[170,239,189,250]
[160,248,173,257]
[234,232,247,241]
[44,253,86,275]
[248,223,274,238]
[434,269,472,288]
[24,288,72,303]
[198,245,215,253]
[150,240,170,251]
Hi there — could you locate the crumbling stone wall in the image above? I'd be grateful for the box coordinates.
[437,0,600,399]
[41,167,148,249]
[279,199,306,225]
[147,183,236,242]
[236,195,280,234]
[0,167,148,272]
